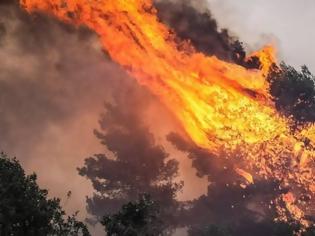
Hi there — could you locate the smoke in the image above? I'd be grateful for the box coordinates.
[154,0,261,69]
[154,0,235,61]
[0,0,133,221]
[0,1,103,150]
[207,0,315,72]
[0,0,204,229]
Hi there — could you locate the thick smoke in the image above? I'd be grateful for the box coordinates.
[155,0,235,61]
[0,0,140,223]
[154,0,261,69]
[1,0,100,151]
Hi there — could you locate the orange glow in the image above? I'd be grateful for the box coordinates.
[250,45,276,76]
[235,168,254,184]
[20,0,315,226]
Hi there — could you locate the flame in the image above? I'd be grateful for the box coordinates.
[20,0,315,225]
[250,45,276,76]
[235,167,254,184]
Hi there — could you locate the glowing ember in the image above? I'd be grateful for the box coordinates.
[20,0,315,227]
[235,167,254,184]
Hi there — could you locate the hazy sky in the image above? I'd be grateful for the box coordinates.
[207,0,315,72]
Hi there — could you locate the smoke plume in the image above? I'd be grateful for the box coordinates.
[154,0,261,69]
[0,0,137,222]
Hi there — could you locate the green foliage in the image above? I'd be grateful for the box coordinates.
[269,63,315,123]
[0,153,90,236]
[102,194,165,236]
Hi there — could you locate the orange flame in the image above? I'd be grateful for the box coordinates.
[235,167,254,184]
[20,0,315,225]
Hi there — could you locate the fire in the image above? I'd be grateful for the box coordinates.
[235,167,254,184]
[250,45,277,76]
[19,0,278,150]
[20,0,315,226]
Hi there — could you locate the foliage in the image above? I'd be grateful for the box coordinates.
[231,40,261,69]
[269,63,315,123]
[78,103,182,231]
[102,194,166,236]
[0,153,90,236]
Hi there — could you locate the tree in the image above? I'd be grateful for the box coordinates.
[102,194,165,236]
[0,152,90,236]
[269,63,315,123]
[231,40,261,69]
[155,1,260,69]
[78,102,182,232]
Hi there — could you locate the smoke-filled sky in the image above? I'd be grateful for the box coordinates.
[208,0,315,71]
[0,0,208,225]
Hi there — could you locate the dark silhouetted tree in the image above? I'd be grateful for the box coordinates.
[78,102,182,232]
[155,0,234,61]
[102,194,165,236]
[0,153,90,236]
[269,63,315,123]
[155,1,260,69]
[167,132,315,236]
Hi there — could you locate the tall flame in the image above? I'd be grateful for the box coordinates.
[20,0,315,226]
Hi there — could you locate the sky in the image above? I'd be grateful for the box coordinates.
[208,0,315,72]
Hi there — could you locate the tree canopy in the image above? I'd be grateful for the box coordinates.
[102,194,165,236]
[269,63,315,123]
[0,153,90,236]
[78,102,182,231]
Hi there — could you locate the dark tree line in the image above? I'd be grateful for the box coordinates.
[0,153,90,236]
[1,146,314,236]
